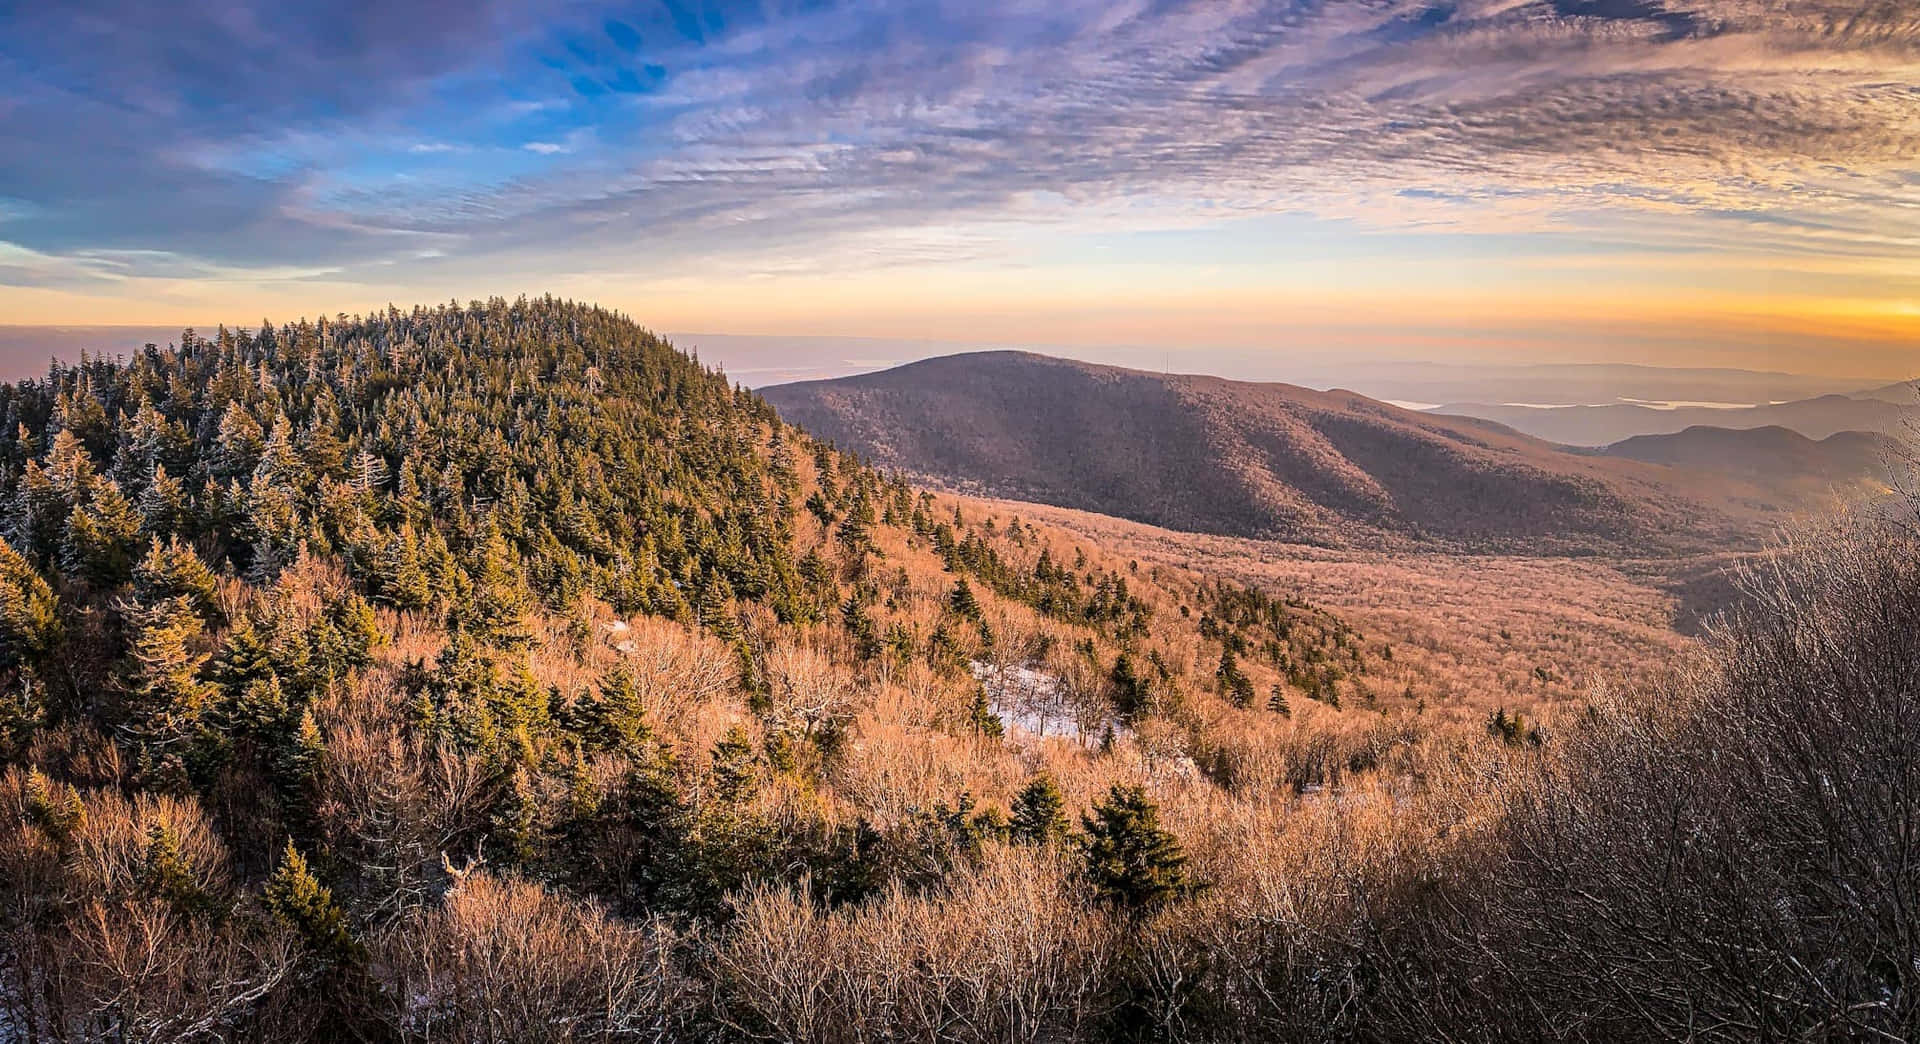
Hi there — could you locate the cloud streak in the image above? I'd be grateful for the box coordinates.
[0,0,1915,298]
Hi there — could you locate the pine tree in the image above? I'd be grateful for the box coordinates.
[0,540,61,672]
[1010,772,1069,845]
[133,536,220,620]
[1081,784,1192,912]
[264,840,361,968]
[966,684,1004,739]
[1268,685,1291,717]
[118,595,218,777]
[1217,647,1254,708]
[948,578,983,622]
[62,480,142,586]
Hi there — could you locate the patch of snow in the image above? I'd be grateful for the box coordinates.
[969,660,1102,746]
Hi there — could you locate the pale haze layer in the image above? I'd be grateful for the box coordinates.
[1,0,1916,377]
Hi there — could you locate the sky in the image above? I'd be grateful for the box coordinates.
[0,0,1916,378]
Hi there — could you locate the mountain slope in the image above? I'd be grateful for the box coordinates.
[763,351,1720,552]
[1604,425,1901,484]
[3,300,1438,1042]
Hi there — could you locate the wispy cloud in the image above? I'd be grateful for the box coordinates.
[0,0,1914,298]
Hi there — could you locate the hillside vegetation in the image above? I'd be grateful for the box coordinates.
[763,351,1742,552]
[0,299,1910,1042]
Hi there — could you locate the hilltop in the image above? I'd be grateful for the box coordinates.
[0,298,1435,1040]
[762,350,1742,553]
[1604,425,1900,486]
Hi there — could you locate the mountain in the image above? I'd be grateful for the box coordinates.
[762,350,1732,553]
[0,298,1429,1040]
[1434,392,1915,447]
[1326,361,1876,413]
[0,302,1908,1041]
[1604,426,1902,485]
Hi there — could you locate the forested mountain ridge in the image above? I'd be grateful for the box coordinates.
[762,350,1746,553]
[0,298,1908,1042]
[0,297,1409,1040]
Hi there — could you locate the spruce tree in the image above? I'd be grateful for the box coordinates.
[264,840,361,968]
[23,769,85,849]
[463,525,533,648]
[62,480,142,587]
[948,578,983,622]
[491,764,543,869]
[118,595,218,780]
[1109,652,1154,722]
[1268,685,1292,717]
[1081,784,1192,912]
[139,821,206,912]
[0,540,61,672]
[966,684,1004,739]
[710,725,758,805]
[1217,647,1254,708]
[133,536,220,621]
[1010,772,1069,845]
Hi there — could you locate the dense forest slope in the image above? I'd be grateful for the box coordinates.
[763,351,1727,552]
[0,297,1404,1040]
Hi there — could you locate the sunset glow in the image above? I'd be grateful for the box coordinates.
[2,1,1916,375]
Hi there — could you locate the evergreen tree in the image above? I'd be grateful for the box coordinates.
[133,535,221,621]
[22,769,85,849]
[1217,647,1254,708]
[118,595,218,780]
[462,526,533,648]
[1081,784,1192,912]
[137,463,190,537]
[491,764,543,869]
[211,402,265,481]
[139,821,207,912]
[1268,684,1292,717]
[1109,652,1154,722]
[1010,772,1069,845]
[710,725,757,804]
[62,479,142,586]
[0,540,61,672]
[966,684,1004,739]
[264,841,361,968]
[948,578,983,622]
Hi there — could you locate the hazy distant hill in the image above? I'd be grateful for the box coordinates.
[1604,426,1901,484]
[1437,392,1915,447]
[763,351,1729,552]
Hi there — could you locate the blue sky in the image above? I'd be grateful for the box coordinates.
[1,0,1916,375]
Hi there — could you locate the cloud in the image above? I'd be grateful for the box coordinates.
[0,0,1916,292]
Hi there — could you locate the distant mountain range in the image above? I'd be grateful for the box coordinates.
[763,351,1888,553]
[1436,388,1915,447]
[1603,426,1902,485]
